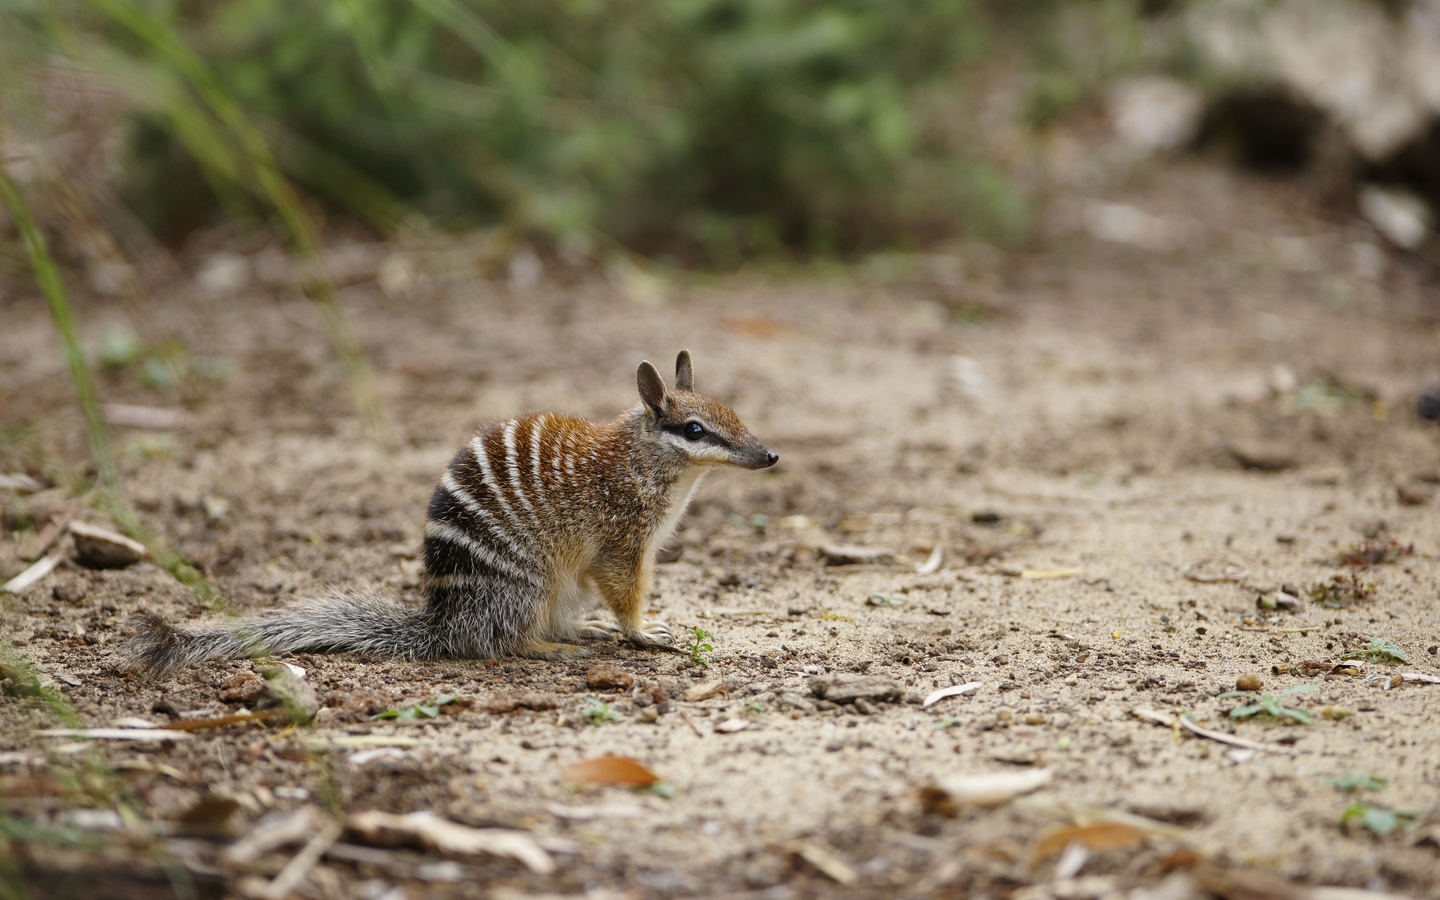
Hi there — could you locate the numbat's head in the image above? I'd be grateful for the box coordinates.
[636,350,778,471]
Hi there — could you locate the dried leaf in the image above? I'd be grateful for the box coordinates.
[1191,863,1308,900]
[681,680,727,702]
[1021,567,1084,580]
[930,768,1053,808]
[34,728,192,743]
[916,543,944,575]
[160,709,292,731]
[562,755,661,788]
[1031,821,1149,867]
[713,718,750,734]
[347,810,555,875]
[68,521,146,569]
[2,552,64,594]
[1132,708,1297,755]
[791,842,858,884]
[923,681,982,708]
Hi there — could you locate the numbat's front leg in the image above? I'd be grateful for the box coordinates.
[590,559,681,652]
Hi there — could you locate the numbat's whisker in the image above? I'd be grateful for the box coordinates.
[125,350,777,670]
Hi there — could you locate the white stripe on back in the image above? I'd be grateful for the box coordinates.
[529,415,548,511]
[502,420,541,526]
[424,518,541,588]
[440,471,537,567]
[470,432,533,541]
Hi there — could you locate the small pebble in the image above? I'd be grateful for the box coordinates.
[1235,672,1263,692]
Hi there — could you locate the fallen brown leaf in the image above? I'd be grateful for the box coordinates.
[681,680,727,702]
[1030,821,1149,868]
[562,755,661,787]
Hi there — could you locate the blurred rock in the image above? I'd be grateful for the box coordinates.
[69,521,145,569]
[1109,76,1204,153]
[197,252,250,295]
[809,673,904,705]
[1189,0,1440,162]
[1360,186,1432,250]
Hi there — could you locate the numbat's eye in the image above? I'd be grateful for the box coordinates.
[683,422,706,441]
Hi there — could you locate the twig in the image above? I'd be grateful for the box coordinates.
[678,710,705,738]
[160,709,294,731]
[261,818,343,900]
[29,503,79,558]
[2,552,64,595]
[1132,708,1296,755]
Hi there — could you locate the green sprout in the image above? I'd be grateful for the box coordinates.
[1342,637,1407,665]
[683,627,714,666]
[1327,773,1389,794]
[581,696,619,726]
[371,695,459,721]
[1217,684,1321,725]
[1341,804,1418,837]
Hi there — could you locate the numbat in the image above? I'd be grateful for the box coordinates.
[127,351,777,671]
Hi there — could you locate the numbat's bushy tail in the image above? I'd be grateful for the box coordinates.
[124,351,777,673]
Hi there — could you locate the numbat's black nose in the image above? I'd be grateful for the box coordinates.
[764,451,779,467]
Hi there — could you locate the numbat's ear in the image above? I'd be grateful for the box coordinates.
[675,349,695,392]
[637,361,668,417]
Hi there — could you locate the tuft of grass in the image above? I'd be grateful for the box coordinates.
[1342,637,1407,665]
[1217,683,1320,725]
[1326,773,1389,794]
[1340,803,1418,838]
[371,695,460,722]
[0,159,116,487]
[580,696,619,726]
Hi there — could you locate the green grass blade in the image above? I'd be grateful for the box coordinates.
[85,0,394,447]
[0,159,116,486]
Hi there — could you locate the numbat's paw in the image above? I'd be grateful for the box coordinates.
[576,618,624,640]
[627,622,681,653]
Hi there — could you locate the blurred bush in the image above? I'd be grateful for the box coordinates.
[97,0,1026,257]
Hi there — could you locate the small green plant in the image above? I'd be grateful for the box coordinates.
[1342,637,1407,665]
[580,696,619,726]
[683,627,714,667]
[1327,773,1389,793]
[743,699,766,715]
[371,695,459,722]
[1218,684,1321,725]
[867,593,904,608]
[1309,571,1376,608]
[1341,803,1418,837]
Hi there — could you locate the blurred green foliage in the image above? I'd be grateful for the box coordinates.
[95,0,1022,256]
[2,1,1161,262]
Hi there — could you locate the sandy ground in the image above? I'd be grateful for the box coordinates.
[3,159,1440,899]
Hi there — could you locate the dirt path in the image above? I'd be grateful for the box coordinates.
[3,160,1439,898]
